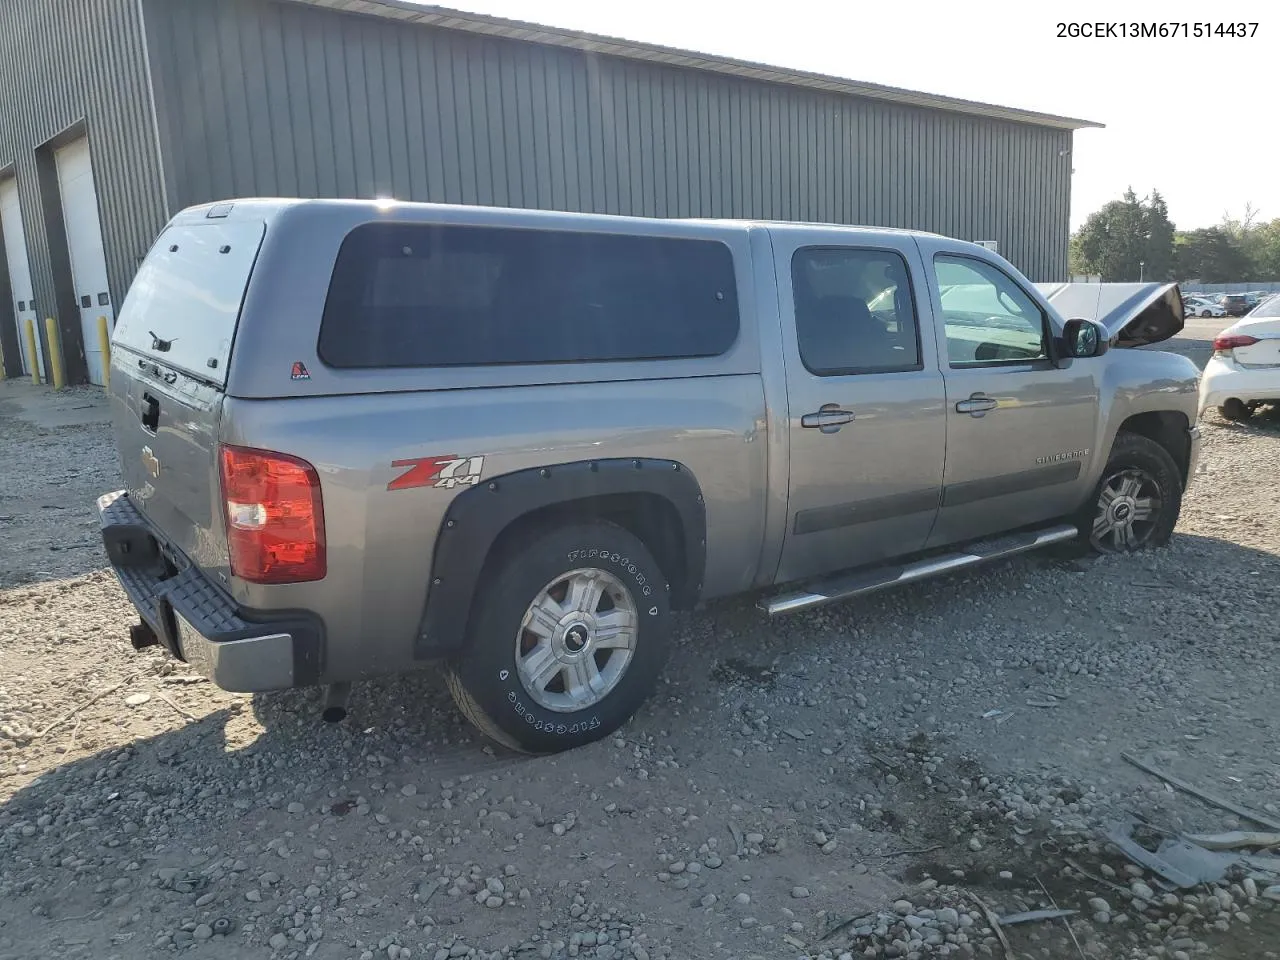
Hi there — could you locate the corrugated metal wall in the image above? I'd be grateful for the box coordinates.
[0,0,167,380]
[144,0,1072,281]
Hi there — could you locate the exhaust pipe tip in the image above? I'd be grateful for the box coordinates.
[321,682,351,724]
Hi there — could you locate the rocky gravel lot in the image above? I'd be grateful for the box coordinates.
[2,378,1280,960]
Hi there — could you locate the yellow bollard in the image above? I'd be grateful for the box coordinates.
[44,317,66,390]
[97,315,112,389]
[23,317,40,384]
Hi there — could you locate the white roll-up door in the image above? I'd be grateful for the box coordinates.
[55,138,114,386]
[1,177,43,380]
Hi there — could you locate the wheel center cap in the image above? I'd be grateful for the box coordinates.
[1113,502,1132,522]
[563,623,590,653]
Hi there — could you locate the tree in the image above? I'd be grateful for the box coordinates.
[1251,219,1280,279]
[1174,228,1253,284]
[1070,188,1175,281]
[1142,190,1176,282]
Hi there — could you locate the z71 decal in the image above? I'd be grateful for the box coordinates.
[388,455,486,491]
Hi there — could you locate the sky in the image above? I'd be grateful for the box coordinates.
[435,0,1276,231]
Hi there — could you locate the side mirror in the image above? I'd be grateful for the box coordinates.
[1059,318,1109,362]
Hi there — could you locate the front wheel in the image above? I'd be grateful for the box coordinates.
[444,521,671,753]
[1080,433,1182,554]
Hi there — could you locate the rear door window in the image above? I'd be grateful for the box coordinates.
[112,221,266,386]
[791,247,922,375]
[317,223,739,368]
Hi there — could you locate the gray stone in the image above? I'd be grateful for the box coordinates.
[269,933,290,950]
[893,900,914,916]
[1131,881,1154,901]
[1087,898,1110,914]
[935,908,959,926]
[734,892,751,905]
[193,924,213,940]
[790,886,810,899]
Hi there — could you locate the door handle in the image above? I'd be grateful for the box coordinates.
[800,407,856,432]
[955,394,999,417]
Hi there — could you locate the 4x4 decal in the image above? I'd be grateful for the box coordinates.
[388,455,486,491]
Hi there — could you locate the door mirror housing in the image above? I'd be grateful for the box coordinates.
[1058,318,1109,363]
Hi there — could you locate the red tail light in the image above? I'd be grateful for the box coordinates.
[219,445,326,584]
[1213,334,1259,353]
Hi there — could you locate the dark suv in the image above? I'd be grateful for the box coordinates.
[1221,295,1252,317]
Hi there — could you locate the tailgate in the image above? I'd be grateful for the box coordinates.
[108,219,267,573]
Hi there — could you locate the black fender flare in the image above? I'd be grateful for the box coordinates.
[415,458,706,659]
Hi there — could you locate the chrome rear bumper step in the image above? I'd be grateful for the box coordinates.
[760,522,1078,617]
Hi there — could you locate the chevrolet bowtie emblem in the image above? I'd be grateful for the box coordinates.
[141,445,160,478]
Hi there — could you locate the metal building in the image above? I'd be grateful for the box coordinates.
[0,0,1099,385]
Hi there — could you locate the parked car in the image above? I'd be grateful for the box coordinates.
[1221,294,1253,316]
[1184,297,1227,318]
[98,200,1201,753]
[1201,295,1280,420]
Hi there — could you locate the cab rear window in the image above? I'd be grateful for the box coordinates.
[112,221,266,386]
[317,222,739,368]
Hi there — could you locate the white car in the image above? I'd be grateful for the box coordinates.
[1199,295,1280,420]
[1184,297,1227,318]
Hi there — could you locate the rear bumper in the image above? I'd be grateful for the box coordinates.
[1198,355,1280,414]
[97,491,323,692]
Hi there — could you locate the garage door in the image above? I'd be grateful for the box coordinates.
[0,177,43,380]
[55,138,114,386]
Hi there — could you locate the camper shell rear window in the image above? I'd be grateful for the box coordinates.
[112,221,266,386]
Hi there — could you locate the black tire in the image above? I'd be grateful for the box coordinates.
[444,521,671,754]
[1078,432,1182,554]
[1200,309,1212,318]
[1219,398,1253,422]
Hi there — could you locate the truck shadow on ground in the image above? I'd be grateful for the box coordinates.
[3,530,1278,957]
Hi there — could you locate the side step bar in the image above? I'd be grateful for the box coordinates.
[760,522,1078,617]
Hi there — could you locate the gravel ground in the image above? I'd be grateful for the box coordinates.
[2,377,1279,960]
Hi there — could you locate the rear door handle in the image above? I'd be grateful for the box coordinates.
[800,407,856,432]
[955,394,999,416]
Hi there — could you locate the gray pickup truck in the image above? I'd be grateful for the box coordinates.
[98,199,1199,753]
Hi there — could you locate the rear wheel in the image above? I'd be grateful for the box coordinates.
[1219,398,1253,421]
[444,521,670,753]
[1080,433,1182,554]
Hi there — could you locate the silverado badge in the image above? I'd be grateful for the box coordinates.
[1036,448,1089,465]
